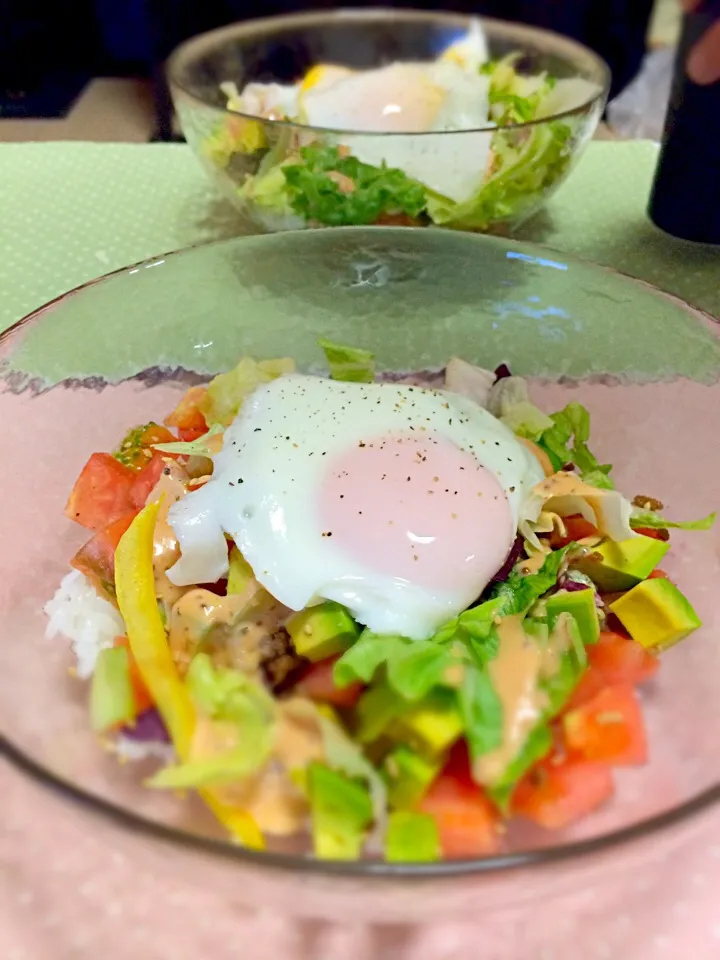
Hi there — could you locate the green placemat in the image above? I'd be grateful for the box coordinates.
[1,140,718,335]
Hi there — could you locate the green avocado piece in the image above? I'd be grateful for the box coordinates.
[382,746,443,810]
[226,546,254,595]
[385,811,440,863]
[390,688,463,758]
[546,587,600,645]
[575,536,670,592]
[90,646,136,733]
[286,601,360,662]
[354,683,401,745]
[308,762,373,860]
[609,577,702,651]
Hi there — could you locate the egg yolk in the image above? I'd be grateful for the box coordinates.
[319,432,514,595]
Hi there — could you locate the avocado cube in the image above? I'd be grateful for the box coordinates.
[383,746,443,810]
[609,577,702,651]
[546,588,600,645]
[390,688,463,757]
[354,683,401,744]
[385,811,440,863]
[90,646,136,733]
[308,762,373,860]
[575,536,670,592]
[286,601,360,662]
[226,546,254,595]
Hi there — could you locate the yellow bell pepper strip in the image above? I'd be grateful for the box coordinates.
[114,501,264,848]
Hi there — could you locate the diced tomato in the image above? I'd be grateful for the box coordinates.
[648,569,669,580]
[129,452,167,508]
[113,636,154,714]
[550,513,600,549]
[633,526,669,541]
[178,425,207,442]
[71,510,139,593]
[165,386,208,436]
[64,453,137,530]
[563,684,647,766]
[115,422,177,470]
[511,752,614,829]
[295,656,364,708]
[418,743,500,857]
[567,631,659,708]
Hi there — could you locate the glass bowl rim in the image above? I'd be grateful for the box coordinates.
[166,7,611,138]
[1,227,718,880]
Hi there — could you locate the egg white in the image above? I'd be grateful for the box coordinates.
[167,375,544,639]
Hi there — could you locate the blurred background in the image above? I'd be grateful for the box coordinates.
[0,0,681,142]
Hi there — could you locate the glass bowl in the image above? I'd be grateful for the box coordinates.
[1,228,719,927]
[167,9,609,236]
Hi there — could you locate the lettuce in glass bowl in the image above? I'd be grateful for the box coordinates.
[168,10,608,235]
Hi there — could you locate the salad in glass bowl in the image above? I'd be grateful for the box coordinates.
[168,11,608,234]
[47,339,714,862]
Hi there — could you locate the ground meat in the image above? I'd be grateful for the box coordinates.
[259,627,308,694]
[632,494,664,511]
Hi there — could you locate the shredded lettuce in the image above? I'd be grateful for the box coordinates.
[152,422,224,457]
[333,632,453,703]
[630,509,716,532]
[318,337,375,383]
[315,711,388,827]
[146,654,275,789]
[485,615,587,808]
[282,143,427,226]
[538,402,614,487]
[489,545,572,616]
[425,120,573,231]
[199,356,295,428]
[458,660,504,759]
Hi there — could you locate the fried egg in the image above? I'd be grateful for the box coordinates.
[300,60,492,202]
[167,375,544,639]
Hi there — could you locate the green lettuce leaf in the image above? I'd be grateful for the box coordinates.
[630,509,717,531]
[333,632,453,703]
[146,653,275,789]
[483,616,587,809]
[333,632,406,688]
[318,337,375,383]
[486,724,553,810]
[152,422,224,457]
[501,400,555,441]
[489,545,571,615]
[458,659,504,760]
[282,143,427,226]
[538,401,614,487]
[315,711,388,827]
[426,120,573,231]
[199,356,295,427]
[386,642,454,703]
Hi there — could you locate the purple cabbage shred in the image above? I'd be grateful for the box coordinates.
[493,363,512,382]
[122,708,170,743]
[489,536,525,585]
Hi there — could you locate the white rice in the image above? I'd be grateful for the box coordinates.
[113,735,175,763]
[45,571,173,762]
[44,570,125,679]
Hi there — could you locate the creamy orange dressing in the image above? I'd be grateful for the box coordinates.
[168,581,288,676]
[473,614,573,785]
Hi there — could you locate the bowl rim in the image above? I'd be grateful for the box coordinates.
[1,226,719,879]
[166,7,611,137]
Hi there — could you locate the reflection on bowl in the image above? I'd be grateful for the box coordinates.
[168,10,609,235]
[1,228,718,924]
